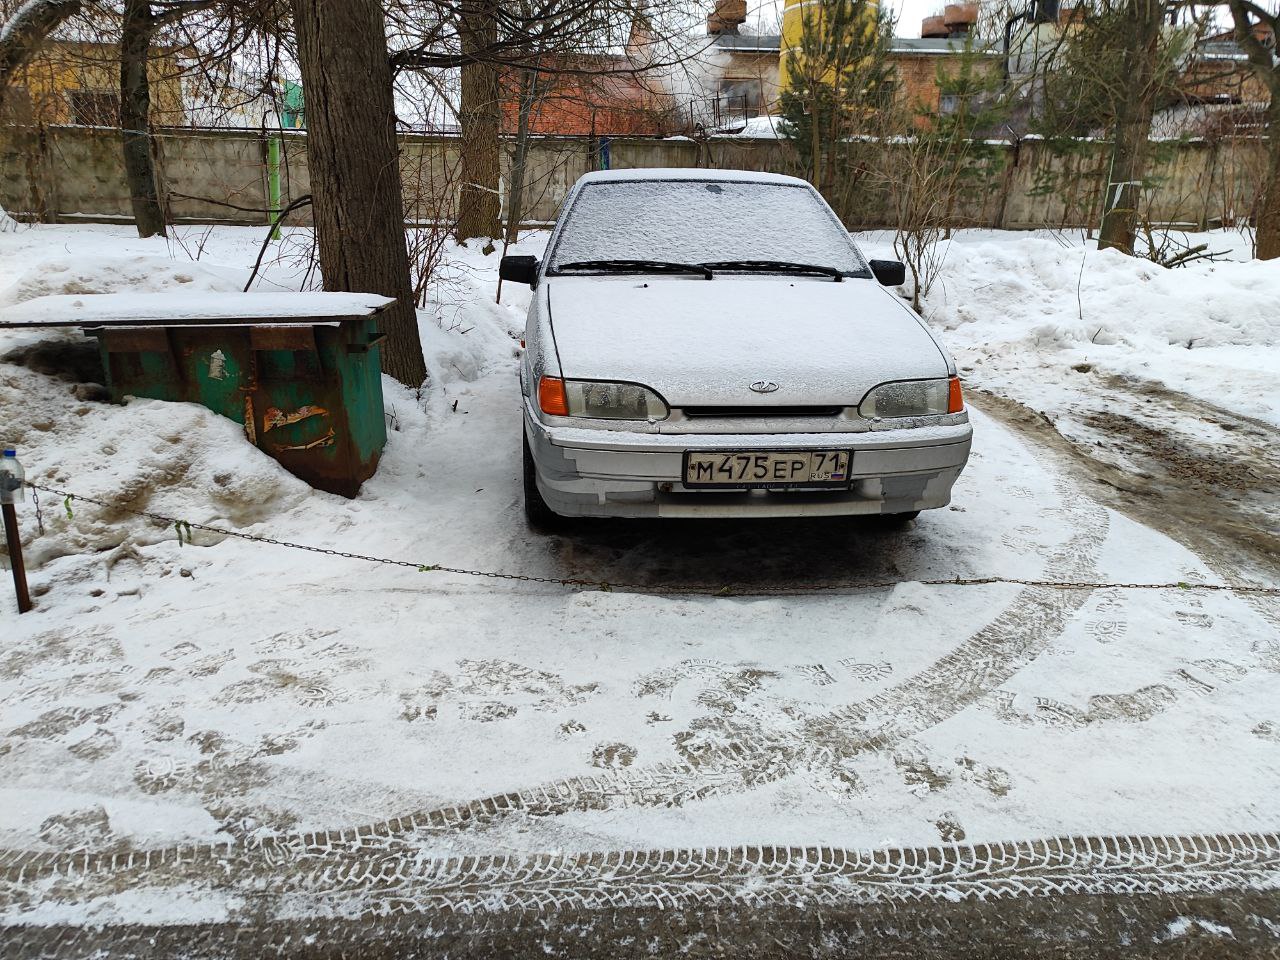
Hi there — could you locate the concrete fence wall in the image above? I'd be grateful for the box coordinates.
[0,123,1267,233]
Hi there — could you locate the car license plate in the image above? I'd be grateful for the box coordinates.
[683,450,851,489]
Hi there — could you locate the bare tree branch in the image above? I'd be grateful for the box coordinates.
[0,0,83,102]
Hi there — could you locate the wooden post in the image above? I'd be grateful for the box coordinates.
[2,502,31,613]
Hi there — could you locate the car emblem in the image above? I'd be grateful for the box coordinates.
[749,380,780,394]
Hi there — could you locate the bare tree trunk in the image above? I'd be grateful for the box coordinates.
[1258,97,1280,260]
[503,68,535,247]
[120,0,165,238]
[1227,0,1280,260]
[1097,0,1162,255]
[0,0,82,105]
[809,90,822,190]
[292,0,425,387]
[456,0,501,241]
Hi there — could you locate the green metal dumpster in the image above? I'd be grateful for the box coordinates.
[0,292,395,498]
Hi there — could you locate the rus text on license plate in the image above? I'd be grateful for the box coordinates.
[683,450,851,489]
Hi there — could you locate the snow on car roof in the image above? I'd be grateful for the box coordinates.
[0,291,395,328]
[576,168,811,188]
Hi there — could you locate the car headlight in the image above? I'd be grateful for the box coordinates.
[859,377,963,419]
[538,377,668,420]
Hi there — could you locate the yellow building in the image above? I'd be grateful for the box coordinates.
[778,0,882,92]
[778,0,808,91]
[1,40,186,127]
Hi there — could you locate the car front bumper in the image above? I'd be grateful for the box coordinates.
[524,405,973,519]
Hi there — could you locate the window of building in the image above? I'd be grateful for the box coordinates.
[717,77,764,117]
[69,90,120,126]
[939,93,978,116]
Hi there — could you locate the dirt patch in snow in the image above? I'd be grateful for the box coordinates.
[970,388,1280,581]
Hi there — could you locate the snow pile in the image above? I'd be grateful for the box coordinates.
[415,238,537,390]
[715,115,785,139]
[0,356,313,569]
[862,231,1280,429]
[926,237,1278,352]
[0,255,241,309]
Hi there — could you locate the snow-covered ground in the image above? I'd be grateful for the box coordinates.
[1,223,1278,927]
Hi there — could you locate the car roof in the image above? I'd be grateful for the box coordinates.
[574,168,812,188]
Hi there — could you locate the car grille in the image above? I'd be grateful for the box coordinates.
[679,405,844,418]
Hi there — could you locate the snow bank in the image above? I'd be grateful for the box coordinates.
[926,238,1278,352]
[714,115,785,139]
[415,238,537,391]
[1,357,313,569]
[857,231,1280,430]
[0,254,242,309]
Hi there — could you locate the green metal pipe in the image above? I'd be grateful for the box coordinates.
[267,136,282,241]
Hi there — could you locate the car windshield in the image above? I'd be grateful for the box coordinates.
[548,179,868,276]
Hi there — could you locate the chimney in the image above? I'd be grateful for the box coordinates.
[943,3,977,36]
[707,0,748,35]
[921,14,949,38]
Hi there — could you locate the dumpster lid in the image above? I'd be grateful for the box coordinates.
[0,291,395,329]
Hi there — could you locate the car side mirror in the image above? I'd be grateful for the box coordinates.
[868,259,906,286]
[500,255,540,287]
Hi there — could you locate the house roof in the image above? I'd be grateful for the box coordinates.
[712,33,781,53]
[889,37,998,55]
[711,33,998,56]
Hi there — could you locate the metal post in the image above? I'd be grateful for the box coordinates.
[2,503,31,614]
[267,136,283,241]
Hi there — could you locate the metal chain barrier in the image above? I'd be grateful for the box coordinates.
[21,480,1280,599]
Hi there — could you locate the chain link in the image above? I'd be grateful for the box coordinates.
[30,484,44,536]
[20,481,1280,599]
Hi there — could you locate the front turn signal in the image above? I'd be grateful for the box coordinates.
[948,376,964,413]
[538,376,569,416]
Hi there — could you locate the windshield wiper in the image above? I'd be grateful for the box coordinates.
[555,259,713,280]
[699,260,844,282]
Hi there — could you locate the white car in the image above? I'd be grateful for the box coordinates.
[501,169,972,527]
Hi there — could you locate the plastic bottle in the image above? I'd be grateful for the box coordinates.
[0,447,24,504]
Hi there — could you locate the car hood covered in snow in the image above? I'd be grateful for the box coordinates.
[546,276,950,407]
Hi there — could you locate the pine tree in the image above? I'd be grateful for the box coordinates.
[777,0,895,197]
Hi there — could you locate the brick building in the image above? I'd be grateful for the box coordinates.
[498,57,678,138]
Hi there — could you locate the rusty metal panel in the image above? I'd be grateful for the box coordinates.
[101,328,170,353]
[250,325,318,351]
[93,317,386,498]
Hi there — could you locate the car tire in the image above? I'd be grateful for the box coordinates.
[523,434,564,531]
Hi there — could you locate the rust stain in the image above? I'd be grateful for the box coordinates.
[263,404,329,432]
[244,396,256,445]
[272,429,335,453]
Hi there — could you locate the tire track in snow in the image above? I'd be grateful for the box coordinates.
[2,831,1278,921]
[0,485,1113,915]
